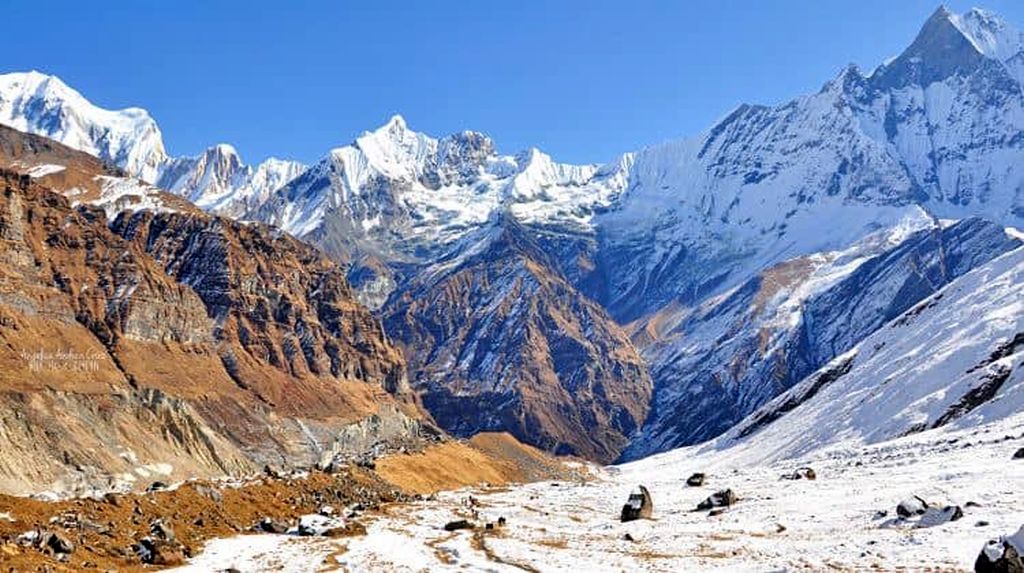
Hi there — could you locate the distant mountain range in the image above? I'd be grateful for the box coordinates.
[0,6,1021,467]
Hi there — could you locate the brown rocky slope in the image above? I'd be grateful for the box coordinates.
[0,164,427,495]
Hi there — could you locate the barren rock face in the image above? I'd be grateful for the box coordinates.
[0,164,421,495]
[111,210,408,401]
[384,217,652,463]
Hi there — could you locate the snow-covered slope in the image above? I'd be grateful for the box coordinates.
[952,7,1024,83]
[0,71,304,217]
[712,243,1024,465]
[179,411,1024,572]
[621,217,1022,459]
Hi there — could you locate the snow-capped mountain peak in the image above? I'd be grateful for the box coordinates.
[871,5,991,88]
[0,70,306,218]
[0,70,169,182]
[353,114,436,179]
[871,6,1024,87]
[157,144,306,217]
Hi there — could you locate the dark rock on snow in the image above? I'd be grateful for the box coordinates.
[896,496,928,518]
[780,467,816,480]
[258,517,290,534]
[976,525,1024,573]
[697,489,738,511]
[444,519,475,532]
[620,485,654,522]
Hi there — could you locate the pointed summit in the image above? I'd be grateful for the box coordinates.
[366,114,409,138]
[384,113,407,130]
[872,5,987,88]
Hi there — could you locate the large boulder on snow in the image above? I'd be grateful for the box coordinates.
[697,489,737,511]
[916,505,964,528]
[620,485,654,522]
[976,525,1024,573]
[896,496,928,518]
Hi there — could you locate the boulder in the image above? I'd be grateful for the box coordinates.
[896,496,928,518]
[43,531,74,555]
[296,514,344,536]
[781,467,817,480]
[16,529,39,545]
[976,525,1024,573]
[686,473,706,487]
[150,519,176,543]
[194,485,223,503]
[136,538,185,566]
[620,485,654,522]
[443,519,475,532]
[1014,448,1024,460]
[697,489,737,511]
[916,505,964,528]
[258,517,289,534]
[146,481,168,492]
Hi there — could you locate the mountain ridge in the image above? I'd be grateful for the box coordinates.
[0,6,1022,465]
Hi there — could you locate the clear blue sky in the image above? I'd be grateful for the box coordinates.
[7,1,1023,165]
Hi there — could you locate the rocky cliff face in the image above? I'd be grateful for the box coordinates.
[0,162,425,495]
[383,217,651,463]
[111,208,409,403]
[0,168,248,493]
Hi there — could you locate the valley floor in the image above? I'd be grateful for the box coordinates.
[177,413,1024,572]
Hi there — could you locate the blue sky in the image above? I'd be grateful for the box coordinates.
[8,1,1023,164]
